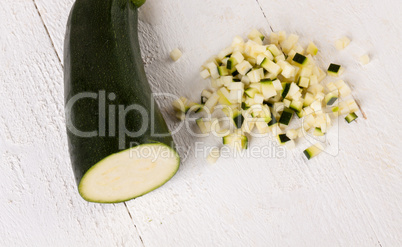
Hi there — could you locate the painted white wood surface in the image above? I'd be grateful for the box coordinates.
[1,0,402,246]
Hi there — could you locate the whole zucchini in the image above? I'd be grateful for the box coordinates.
[64,0,179,203]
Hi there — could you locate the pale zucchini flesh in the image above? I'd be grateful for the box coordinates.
[79,144,180,203]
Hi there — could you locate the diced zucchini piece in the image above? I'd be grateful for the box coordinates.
[335,36,351,50]
[306,42,318,55]
[326,82,337,92]
[287,82,300,99]
[338,84,351,98]
[260,80,277,99]
[226,57,237,70]
[175,111,185,121]
[170,48,182,61]
[268,112,277,126]
[205,61,220,79]
[268,44,282,57]
[272,79,283,91]
[223,133,248,150]
[347,100,359,113]
[200,69,210,79]
[303,92,314,107]
[310,100,322,112]
[359,54,370,65]
[281,34,299,53]
[286,129,299,140]
[229,90,243,104]
[309,75,318,86]
[254,94,264,104]
[298,77,310,88]
[172,97,188,112]
[196,118,210,134]
[204,92,219,112]
[327,63,342,76]
[245,88,259,98]
[281,83,291,98]
[206,147,220,164]
[294,44,304,55]
[303,143,324,160]
[292,53,308,65]
[274,54,286,63]
[313,127,324,136]
[235,60,253,75]
[278,108,293,125]
[325,92,338,105]
[218,46,234,60]
[248,29,265,41]
[312,66,326,82]
[278,134,291,144]
[270,32,279,45]
[299,66,313,77]
[290,100,303,113]
[345,112,358,123]
[283,99,291,108]
[218,66,229,76]
[247,69,262,83]
[261,58,282,76]
[233,111,245,129]
[217,87,232,105]
[277,60,295,79]
[278,31,286,43]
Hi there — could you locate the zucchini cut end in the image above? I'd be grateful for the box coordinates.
[78,143,180,203]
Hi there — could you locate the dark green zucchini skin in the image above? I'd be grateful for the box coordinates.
[64,0,176,186]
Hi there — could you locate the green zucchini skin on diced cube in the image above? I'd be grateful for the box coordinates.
[292,53,307,65]
[218,66,229,76]
[278,134,291,143]
[345,112,358,123]
[303,150,312,160]
[233,112,245,128]
[279,108,293,125]
[328,63,341,73]
[227,57,237,70]
[268,112,277,126]
[281,83,291,98]
[303,144,323,160]
[326,96,338,105]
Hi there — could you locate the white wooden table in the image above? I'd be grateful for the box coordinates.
[1,0,401,246]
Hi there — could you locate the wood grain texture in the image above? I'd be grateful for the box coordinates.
[2,0,402,246]
[0,1,143,246]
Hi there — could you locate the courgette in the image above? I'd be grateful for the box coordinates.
[64,0,180,203]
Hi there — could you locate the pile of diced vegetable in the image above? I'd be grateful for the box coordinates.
[172,29,361,161]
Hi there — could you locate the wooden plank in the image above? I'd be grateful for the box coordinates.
[31,0,402,246]
[0,1,143,246]
[256,0,402,246]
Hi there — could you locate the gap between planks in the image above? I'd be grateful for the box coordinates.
[32,0,63,66]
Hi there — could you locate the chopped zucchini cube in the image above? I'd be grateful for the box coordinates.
[278,108,293,125]
[303,143,324,160]
[261,58,282,76]
[292,53,308,65]
[218,66,229,76]
[345,112,358,123]
[278,134,291,144]
[306,42,318,56]
[313,127,324,136]
[327,63,341,76]
[325,92,338,105]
